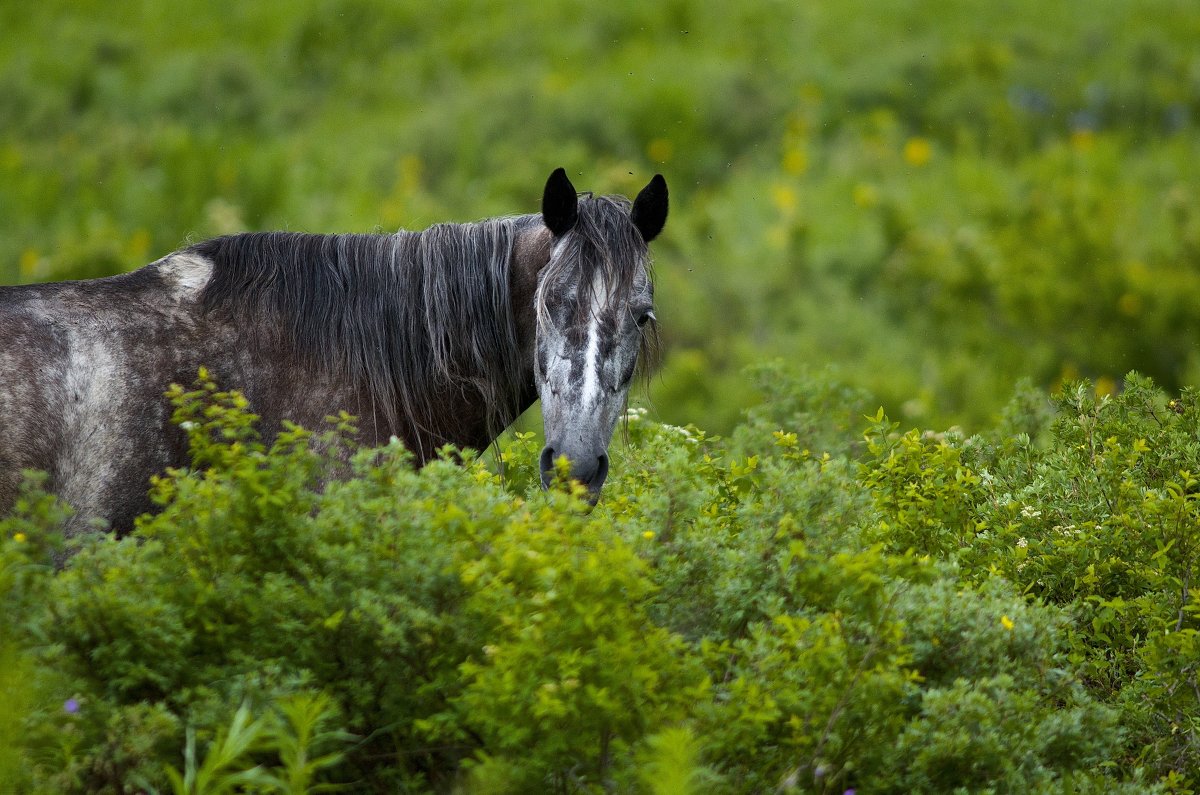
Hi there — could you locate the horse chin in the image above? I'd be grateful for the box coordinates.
[581,484,603,509]
[537,478,603,509]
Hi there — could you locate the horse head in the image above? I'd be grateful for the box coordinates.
[533,168,667,503]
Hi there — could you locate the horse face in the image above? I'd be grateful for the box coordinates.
[534,169,667,502]
[535,259,655,501]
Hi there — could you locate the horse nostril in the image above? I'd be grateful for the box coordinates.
[539,446,556,488]
[593,453,610,487]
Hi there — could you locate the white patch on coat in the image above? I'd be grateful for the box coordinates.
[157,252,213,298]
[579,270,616,409]
[578,315,603,409]
[55,329,128,521]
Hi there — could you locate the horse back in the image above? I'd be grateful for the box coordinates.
[0,257,218,533]
[0,250,387,534]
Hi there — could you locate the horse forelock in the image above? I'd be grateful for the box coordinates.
[535,195,660,375]
[191,221,528,446]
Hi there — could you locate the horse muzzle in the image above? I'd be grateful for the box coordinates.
[539,444,609,504]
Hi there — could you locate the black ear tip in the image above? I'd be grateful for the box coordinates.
[640,174,668,203]
[542,167,579,236]
[631,173,669,243]
[547,167,574,191]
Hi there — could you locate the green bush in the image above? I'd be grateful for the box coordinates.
[6,366,1199,792]
[6,3,1200,790]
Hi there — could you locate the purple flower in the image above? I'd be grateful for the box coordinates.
[63,698,80,714]
[844,790,856,795]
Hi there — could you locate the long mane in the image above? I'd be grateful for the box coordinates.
[192,218,531,443]
[190,197,658,449]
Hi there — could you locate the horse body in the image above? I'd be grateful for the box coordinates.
[0,255,358,531]
[0,170,666,534]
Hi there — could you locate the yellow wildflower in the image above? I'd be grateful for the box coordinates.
[127,229,151,260]
[903,136,933,167]
[12,532,26,543]
[783,148,808,175]
[1000,615,1014,631]
[642,531,655,540]
[771,184,798,215]
[19,249,41,280]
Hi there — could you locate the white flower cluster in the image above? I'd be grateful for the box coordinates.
[624,406,649,422]
[1053,523,1083,538]
[662,424,697,442]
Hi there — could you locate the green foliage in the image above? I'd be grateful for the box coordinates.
[450,501,706,792]
[160,695,351,795]
[165,703,274,795]
[857,370,1200,789]
[5,3,1200,791]
[5,365,1200,793]
[636,727,720,795]
[861,415,985,558]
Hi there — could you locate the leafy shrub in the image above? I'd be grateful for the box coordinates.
[2,366,1197,792]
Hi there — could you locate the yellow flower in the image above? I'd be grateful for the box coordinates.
[540,72,570,94]
[771,184,798,215]
[642,531,655,540]
[19,249,40,280]
[127,228,151,260]
[783,148,808,175]
[12,532,26,543]
[1000,615,1015,631]
[903,136,933,167]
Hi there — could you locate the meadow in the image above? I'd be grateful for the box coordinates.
[5,0,1200,431]
[3,0,1200,791]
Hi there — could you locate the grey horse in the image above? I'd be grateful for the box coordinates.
[0,168,667,534]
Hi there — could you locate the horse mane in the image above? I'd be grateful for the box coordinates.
[191,218,531,444]
[190,196,658,448]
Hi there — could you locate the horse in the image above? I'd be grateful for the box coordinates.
[0,168,667,536]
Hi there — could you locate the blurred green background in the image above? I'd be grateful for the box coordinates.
[3,0,1200,433]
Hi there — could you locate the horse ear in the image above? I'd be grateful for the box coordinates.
[631,174,668,243]
[542,167,578,236]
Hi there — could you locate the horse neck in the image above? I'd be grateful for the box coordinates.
[507,219,554,385]
[401,218,549,456]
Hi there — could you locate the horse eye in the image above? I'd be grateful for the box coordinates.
[636,310,655,328]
